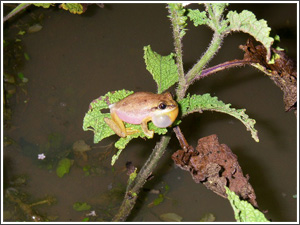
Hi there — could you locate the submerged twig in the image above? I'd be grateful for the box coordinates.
[3,3,31,23]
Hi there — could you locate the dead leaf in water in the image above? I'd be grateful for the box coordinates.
[199,213,216,222]
[73,140,91,152]
[159,213,182,222]
[27,24,43,33]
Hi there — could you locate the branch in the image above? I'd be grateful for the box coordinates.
[185,32,223,85]
[188,59,254,85]
[3,3,31,23]
[167,4,187,101]
[112,135,171,221]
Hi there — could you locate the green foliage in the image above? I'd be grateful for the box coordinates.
[73,202,91,211]
[225,187,269,222]
[24,52,30,61]
[208,3,229,18]
[149,182,170,207]
[56,158,73,178]
[143,45,178,94]
[226,10,274,61]
[129,168,137,181]
[60,3,84,14]
[187,9,208,27]
[18,30,26,35]
[167,3,188,38]
[33,3,54,8]
[82,217,89,222]
[179,93,259,142]
[153,194,165,206]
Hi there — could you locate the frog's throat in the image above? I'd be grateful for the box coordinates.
[152,107,179,128]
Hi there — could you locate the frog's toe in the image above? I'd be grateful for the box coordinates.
[125,127,140,135]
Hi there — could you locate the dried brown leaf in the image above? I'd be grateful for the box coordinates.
[240,39,297,113]
[172,134,258,207]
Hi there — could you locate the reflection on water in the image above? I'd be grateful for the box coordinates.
[3,3,297,222]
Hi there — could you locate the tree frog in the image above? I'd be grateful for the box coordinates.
[104,92,179,138]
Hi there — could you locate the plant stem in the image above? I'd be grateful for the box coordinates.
[185,31,223,86]
[112,135,171,221]
[3,3,31,23]
[188,59,254,84]
[167,5,186,101]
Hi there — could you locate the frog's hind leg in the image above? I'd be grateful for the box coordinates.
[104,113,139,138]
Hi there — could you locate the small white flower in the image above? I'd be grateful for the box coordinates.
[38,153,46,160]
[87,210,97,217]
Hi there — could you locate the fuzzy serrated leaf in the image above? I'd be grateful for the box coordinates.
[226,10,274,61]
[60,3,84,14]
[33,3,54,8]
[187,9,208,27]
[143,45,178,94]
[179,94,259,142]
[225,187,269,222]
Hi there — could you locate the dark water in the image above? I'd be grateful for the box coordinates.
[3,3,297,222]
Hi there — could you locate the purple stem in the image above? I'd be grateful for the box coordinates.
[188,59,254,85]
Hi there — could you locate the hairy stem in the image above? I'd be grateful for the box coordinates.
[188,59,254,84]
[3,3,31,23]
[112,135,171,221]
[167,4,186,101]
[185,32,223,85]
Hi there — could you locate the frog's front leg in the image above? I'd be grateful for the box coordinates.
[141,117,154,138]
[104,112,139,138]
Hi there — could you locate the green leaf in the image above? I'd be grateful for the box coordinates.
[179,94,259,142]
[225,187,269,222]
[153,194,165,206]
[143,45,178,94]
[82,217,89,222]
[56,158,73,178]
[129,168,137,181]
[18,30,26,35]
[73,202,91,211]
[226,10,274,61]
[187,9,208,27]
[17,72,24,80]
[60,3,84,14]
[33,3,54,8]
[24,53,30,61]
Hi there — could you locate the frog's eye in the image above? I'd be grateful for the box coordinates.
[158,103,167,110]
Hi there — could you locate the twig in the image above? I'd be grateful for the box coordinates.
[3,3,31,23]
[188,59,254,85]
[186,32,223,84]
[167,4,186,101]
[112,135,171,221]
